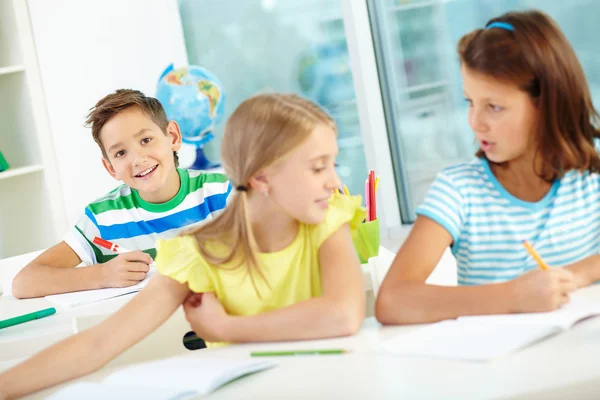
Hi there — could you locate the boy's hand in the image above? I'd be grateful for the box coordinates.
[100,251,152,288]
[508,268,577,313]
[183,292,231,342]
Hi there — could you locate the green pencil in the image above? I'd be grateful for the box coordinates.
[251,349,349,357]
[0,307,56,329]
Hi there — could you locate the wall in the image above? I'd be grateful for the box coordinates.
[27,0,188,227]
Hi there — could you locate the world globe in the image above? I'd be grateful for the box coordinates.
[156,64,225,169]
[297,42,354,109]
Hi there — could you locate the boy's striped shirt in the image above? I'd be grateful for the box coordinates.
[64,169,231,265]
[416,157,600,285]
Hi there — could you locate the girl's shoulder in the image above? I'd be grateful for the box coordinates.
[431,158,491,198]
[155,234,231,293]
[438,158,487,183]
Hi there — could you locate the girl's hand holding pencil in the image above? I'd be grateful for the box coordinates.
[505,267,576,312]
[506,243,577,313]
[503,241,577,312]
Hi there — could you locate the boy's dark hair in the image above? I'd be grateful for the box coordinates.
[85,89,179,167]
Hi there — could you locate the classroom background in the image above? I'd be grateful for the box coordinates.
[0,0,597,259]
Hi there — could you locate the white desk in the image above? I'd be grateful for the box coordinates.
[8,249,596,399]
[0,245,456,362]
[15,284,600,400]
[0,249,138,363]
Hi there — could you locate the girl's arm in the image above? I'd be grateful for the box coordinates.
[186,223,365,343]
[0,274,189,399]
[375,216,577,325]
[564,255,600,287]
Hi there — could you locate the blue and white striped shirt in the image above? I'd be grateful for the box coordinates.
[416,157,600,285]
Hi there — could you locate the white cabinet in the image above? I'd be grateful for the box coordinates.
[0,0,66,258]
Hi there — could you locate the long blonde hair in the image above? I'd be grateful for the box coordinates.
[189,93,336,292]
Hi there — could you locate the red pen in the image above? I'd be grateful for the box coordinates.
[93,237,132,254]
[368,170,376,221]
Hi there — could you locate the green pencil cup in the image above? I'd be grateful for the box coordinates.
[352,219,380,264]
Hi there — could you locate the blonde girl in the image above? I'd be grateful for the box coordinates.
[0,93,366,399]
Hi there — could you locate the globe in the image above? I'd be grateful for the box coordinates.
[156,64,226,169]
[297,41,354,109]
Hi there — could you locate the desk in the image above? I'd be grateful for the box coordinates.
[0,251,138,362]
[0,245,456,362]
[17,284,600,400]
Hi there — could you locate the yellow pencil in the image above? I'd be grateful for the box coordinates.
[522,241,549,270]
[374,176,380,193]
[334,188,340,194]
[343,185,350,196]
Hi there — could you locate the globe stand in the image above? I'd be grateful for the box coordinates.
[191,146,220,170]
[188,131,220,171]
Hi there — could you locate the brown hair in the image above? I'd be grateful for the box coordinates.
[457,10,600,180]
[189,93,335,295]
[85,89,179,167]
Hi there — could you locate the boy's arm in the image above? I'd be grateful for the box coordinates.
[11,241,152,299]
[11,241,93,298]
[375,216,576,325]
[0,274,189,399]
[186,223,366,343]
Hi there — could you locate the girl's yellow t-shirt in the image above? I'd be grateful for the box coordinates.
[154,194,364,346]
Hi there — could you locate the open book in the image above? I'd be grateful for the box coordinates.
[48,356,277,399]
[381,295,600,362]
[45,267,157,308]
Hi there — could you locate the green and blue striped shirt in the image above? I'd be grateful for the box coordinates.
[64,169,231,265]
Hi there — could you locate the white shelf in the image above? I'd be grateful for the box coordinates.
[0,164,44,181]
[0,0,68,258]
[0,64,25,76]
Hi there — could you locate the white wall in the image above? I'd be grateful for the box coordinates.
[27,0,188,227]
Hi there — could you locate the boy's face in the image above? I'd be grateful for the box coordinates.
[100,107,182,201]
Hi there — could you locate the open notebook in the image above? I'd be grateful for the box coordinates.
[381,295,600,362]
[48,356,277,399]
[45,267,157,308]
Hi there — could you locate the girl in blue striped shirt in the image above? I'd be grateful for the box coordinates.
[377,10,600,324]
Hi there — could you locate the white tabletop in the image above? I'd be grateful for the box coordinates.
[0,250,137,363]
[3,250,599,399]
[13,284,600,400]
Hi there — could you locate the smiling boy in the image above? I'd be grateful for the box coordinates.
[12,89,231,298]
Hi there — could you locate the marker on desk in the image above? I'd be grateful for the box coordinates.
[523,241,549,271]
[93,237,132,254]
[0,307,56,329]
[251,349,350,357]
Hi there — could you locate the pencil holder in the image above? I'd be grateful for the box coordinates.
[353,218,380,264]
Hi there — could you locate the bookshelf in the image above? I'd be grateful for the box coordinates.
[0,0,66,258]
